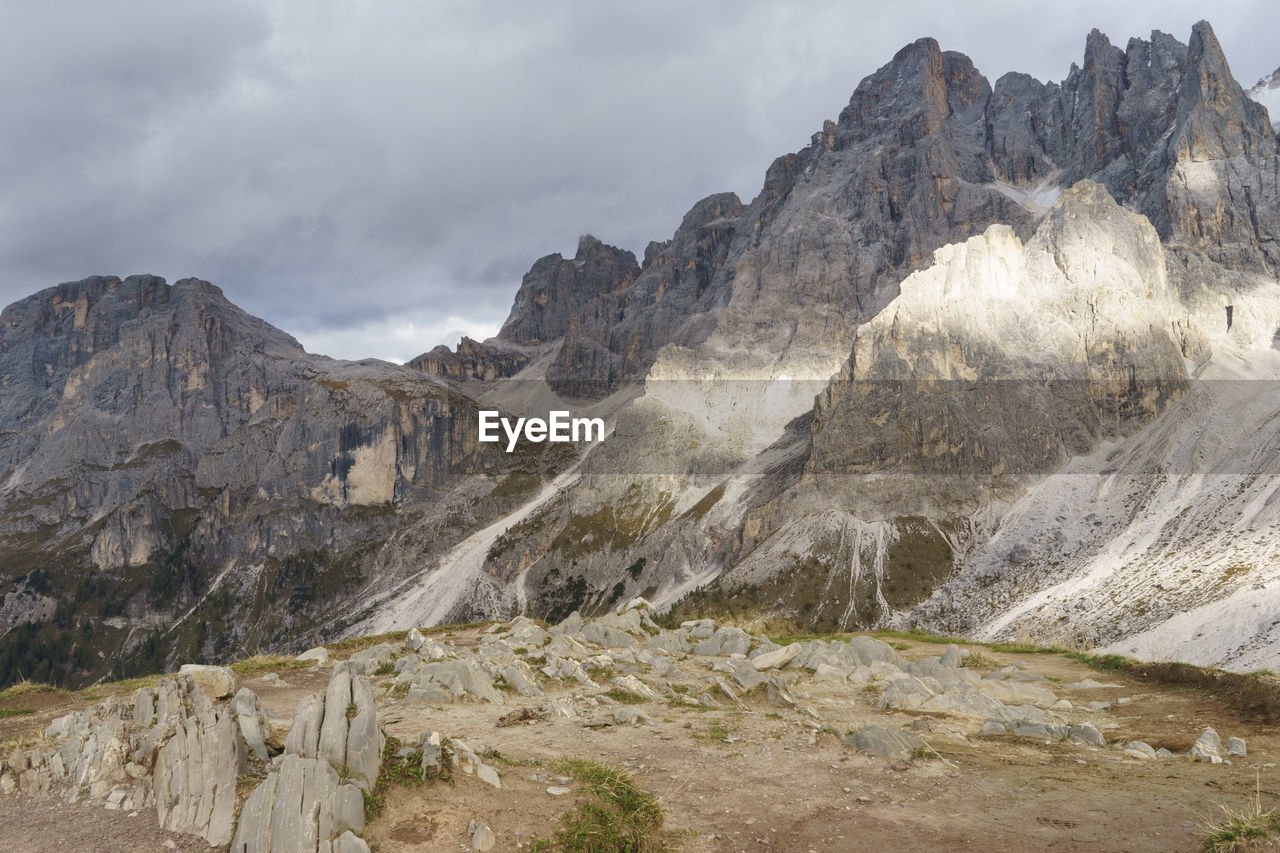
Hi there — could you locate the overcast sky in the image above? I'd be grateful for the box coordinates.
[2,2,1277,362]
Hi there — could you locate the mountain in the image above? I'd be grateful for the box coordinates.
[1250,65,1280,132]
[2,20,1279,686]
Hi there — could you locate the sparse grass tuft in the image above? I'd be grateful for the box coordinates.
[230,655,311,677]
[530,757,666,852]
[365,734,452,819]
[325,631,409,656]
[0,708,36,718]
[875,629,969,646]
[960,651,1001,671]
[603,688,649,705]
[1200,776,1280,852]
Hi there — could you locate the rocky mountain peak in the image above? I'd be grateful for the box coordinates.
[1173,20,1278,162]
[496,234,639,346]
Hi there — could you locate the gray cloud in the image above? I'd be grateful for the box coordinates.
[2,1,1277,362]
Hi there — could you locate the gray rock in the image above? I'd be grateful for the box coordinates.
[334,830,371,853]
[1068,723,1106,746]
[471,821,498,852]
[232,687,272,762]
[1190,728,1223,762]
[1012,723,1053,739]
[133,688,156,728]
[751,643,801,670]
[978,720,1006,736]
[349,643,396,672]
[1226,737,1247,756]
[940,645,964,668]
[1123,741,1158,760]
[297,647,330,667]
[318,665,353,770]
[842,726,927,761]
[153,678,244,846]
[228,754,366,853]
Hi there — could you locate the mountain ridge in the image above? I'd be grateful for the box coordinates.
[2,19,1279,688]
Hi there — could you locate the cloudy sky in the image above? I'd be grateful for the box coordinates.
[2,2,1277,362]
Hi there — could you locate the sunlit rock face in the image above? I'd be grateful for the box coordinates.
[809,181,1190,514]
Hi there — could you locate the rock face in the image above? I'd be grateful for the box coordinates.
[0,273,528,686]
[0,675,246,846]
[4,20,1280,682]
[232,662,381,852]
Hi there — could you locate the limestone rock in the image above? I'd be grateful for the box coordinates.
[842,726,927,761]
[297,647,330,667]
[232,687,272,762]
[177,664,236,700]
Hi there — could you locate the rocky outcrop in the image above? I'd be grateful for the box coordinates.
[500,235,641,346]
[0,675,246,846]
[407,336,530,382]
[0,274,496,686]
[232,661,381,852]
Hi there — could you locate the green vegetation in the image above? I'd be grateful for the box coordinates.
[874,628,970,646]
[1200,778,1280,852]
[960,651,1000,671]
[324,631,409,656]
[0,708,36,718]
[531,758,666,853]
[364,734,452,819]
[603,688,649,705]
[229,655,311,677]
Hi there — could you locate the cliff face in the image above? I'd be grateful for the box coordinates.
[4,21,1280,684]
[0,275,505,684]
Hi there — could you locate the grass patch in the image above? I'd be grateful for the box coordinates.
[987,642,1069,655]
[603,688,649,705]
[1057,653,1280,723]
[768,632,847,646]
[960,651,1001,671]
[84,673,162,696]
[874,629,969,646]
[1200,778,1280,852]
[324,631,409,656]
[229,655,311,677]
[531,757,666,852]
[586,666,616,682]
[365,734,452,819]
[0,708,36,718]
[0,679,65,702]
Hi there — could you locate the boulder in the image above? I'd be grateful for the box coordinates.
[176,664,236,699]
[751,643,801,670]
[1190,728,1223,763]
[1068,723,1106,746]
[297,647,330,667]
[232,688,272,761]
[842,726,926,761]
[1123,741,1158,760]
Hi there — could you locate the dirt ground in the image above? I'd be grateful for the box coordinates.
[2,632,1277,852]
